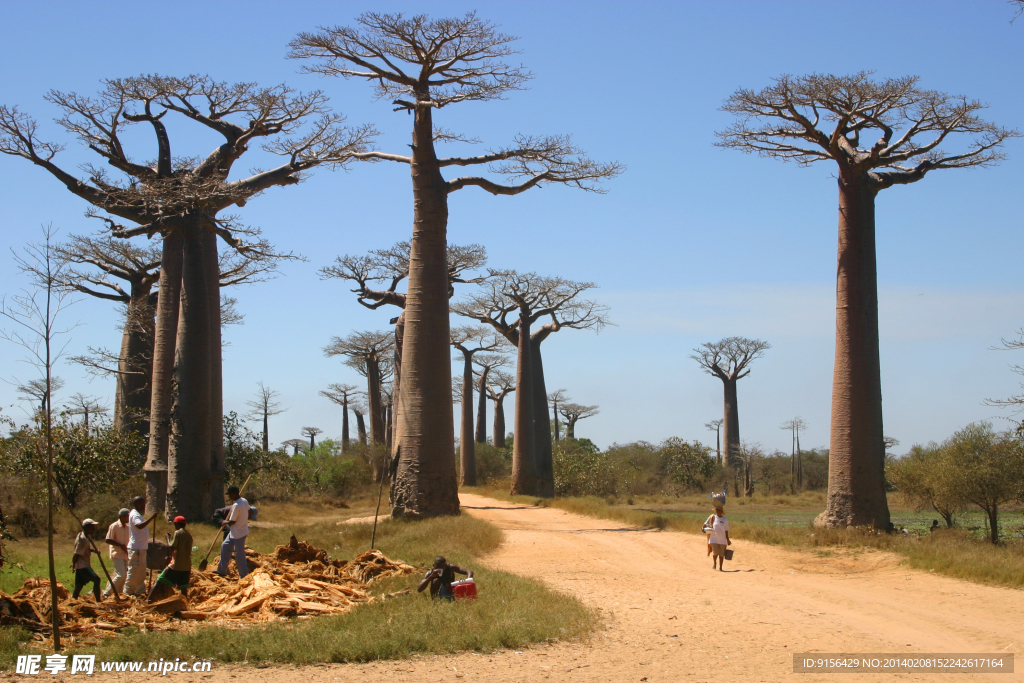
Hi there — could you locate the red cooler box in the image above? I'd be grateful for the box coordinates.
[451,578,477,599]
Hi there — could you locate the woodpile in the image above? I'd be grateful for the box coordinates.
[0,537,416,646]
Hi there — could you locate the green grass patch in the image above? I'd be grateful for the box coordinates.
[1,514,594,669]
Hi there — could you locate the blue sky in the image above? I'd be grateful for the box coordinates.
[1,1,1022,454]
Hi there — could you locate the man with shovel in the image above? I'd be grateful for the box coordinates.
[215,485,251,579]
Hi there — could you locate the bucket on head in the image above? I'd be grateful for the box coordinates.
[451,577,477,600]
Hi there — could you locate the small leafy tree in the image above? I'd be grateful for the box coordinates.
[6,415,144,509]
[944,423,1024,543]
[659,438,718,493]
[887,443,964,528]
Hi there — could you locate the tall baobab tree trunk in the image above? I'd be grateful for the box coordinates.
[722,378,740,467]
[341,400,350,452]
[205,228,225,509]
[511,311,537,495]
[796,428,803,490]
[114,288,154,438]
[493,396,507,450]
[474,368,489,444]
[354,409,367,446]
[261,412,270,452]
[531,342,554,497]
[144,231,182,516]
[459,353,476,486]
[565,418,576,440]
[390,100,458,517]
[820,179,890,529]
[366,358,385,445]
[167,222,212,520]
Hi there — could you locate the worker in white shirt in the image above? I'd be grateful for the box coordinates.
[125,496,158,596]
[216,485,251,579]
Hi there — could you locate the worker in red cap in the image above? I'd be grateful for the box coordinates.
[148,516,193,602]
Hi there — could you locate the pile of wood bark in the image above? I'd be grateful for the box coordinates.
[0,537,416,645]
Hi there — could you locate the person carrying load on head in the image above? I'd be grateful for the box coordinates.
[216,485,251,579]
[417,556,473,601]
[703,491,727,557]
[71,519,102,601]
[101,508,130,599]
[706,501,731,571]
[125,495,159,597]
[149,516,192,601]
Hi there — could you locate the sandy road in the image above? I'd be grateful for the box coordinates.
[51,493,1020,683]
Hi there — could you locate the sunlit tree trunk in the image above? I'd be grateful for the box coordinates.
[144,231,182,516]
[475,367,489,444]
[511,309,538,495]
[205,228,225,509]
[167,221,212,520]
[460,353,476,486]
[390,96,459,517]
[820,178,890,530]
[722,378,740,468]
[366,357,385,445]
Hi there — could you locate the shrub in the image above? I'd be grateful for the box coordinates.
[553,439,616,497]
[474,442,512,483]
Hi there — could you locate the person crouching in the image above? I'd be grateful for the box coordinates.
[149,516,192,601]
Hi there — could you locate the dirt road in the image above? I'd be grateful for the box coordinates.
[78,493,1023,682]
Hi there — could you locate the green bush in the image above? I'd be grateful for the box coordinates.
[474,442,512,483]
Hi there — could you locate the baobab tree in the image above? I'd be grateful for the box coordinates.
[17,377,65,415]
[691,337,771,485]
[705,419,723,465]
[472,353,509,444]
[558,402,599,440]
[319,383,359,451]
[245,382,287,453]
[282,439,307,456]
[320,241,487,450]
[717,72,1017,528]
[548,389,568,442]
[780,417,807,491]
[291,12,622,517]
[65,393,109,431]
[324,331,394,447]
[453,270,609,496]
[58,236,160,435]
[301,426,323,451]
[350,403,368,446]
[0,75,373,520]
[62,236,274,440]
[485,370,516,450]
[450,326,503,486]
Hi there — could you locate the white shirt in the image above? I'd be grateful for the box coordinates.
[708,515,730,545]
[227,497,251,540]
[128,509,150,550]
